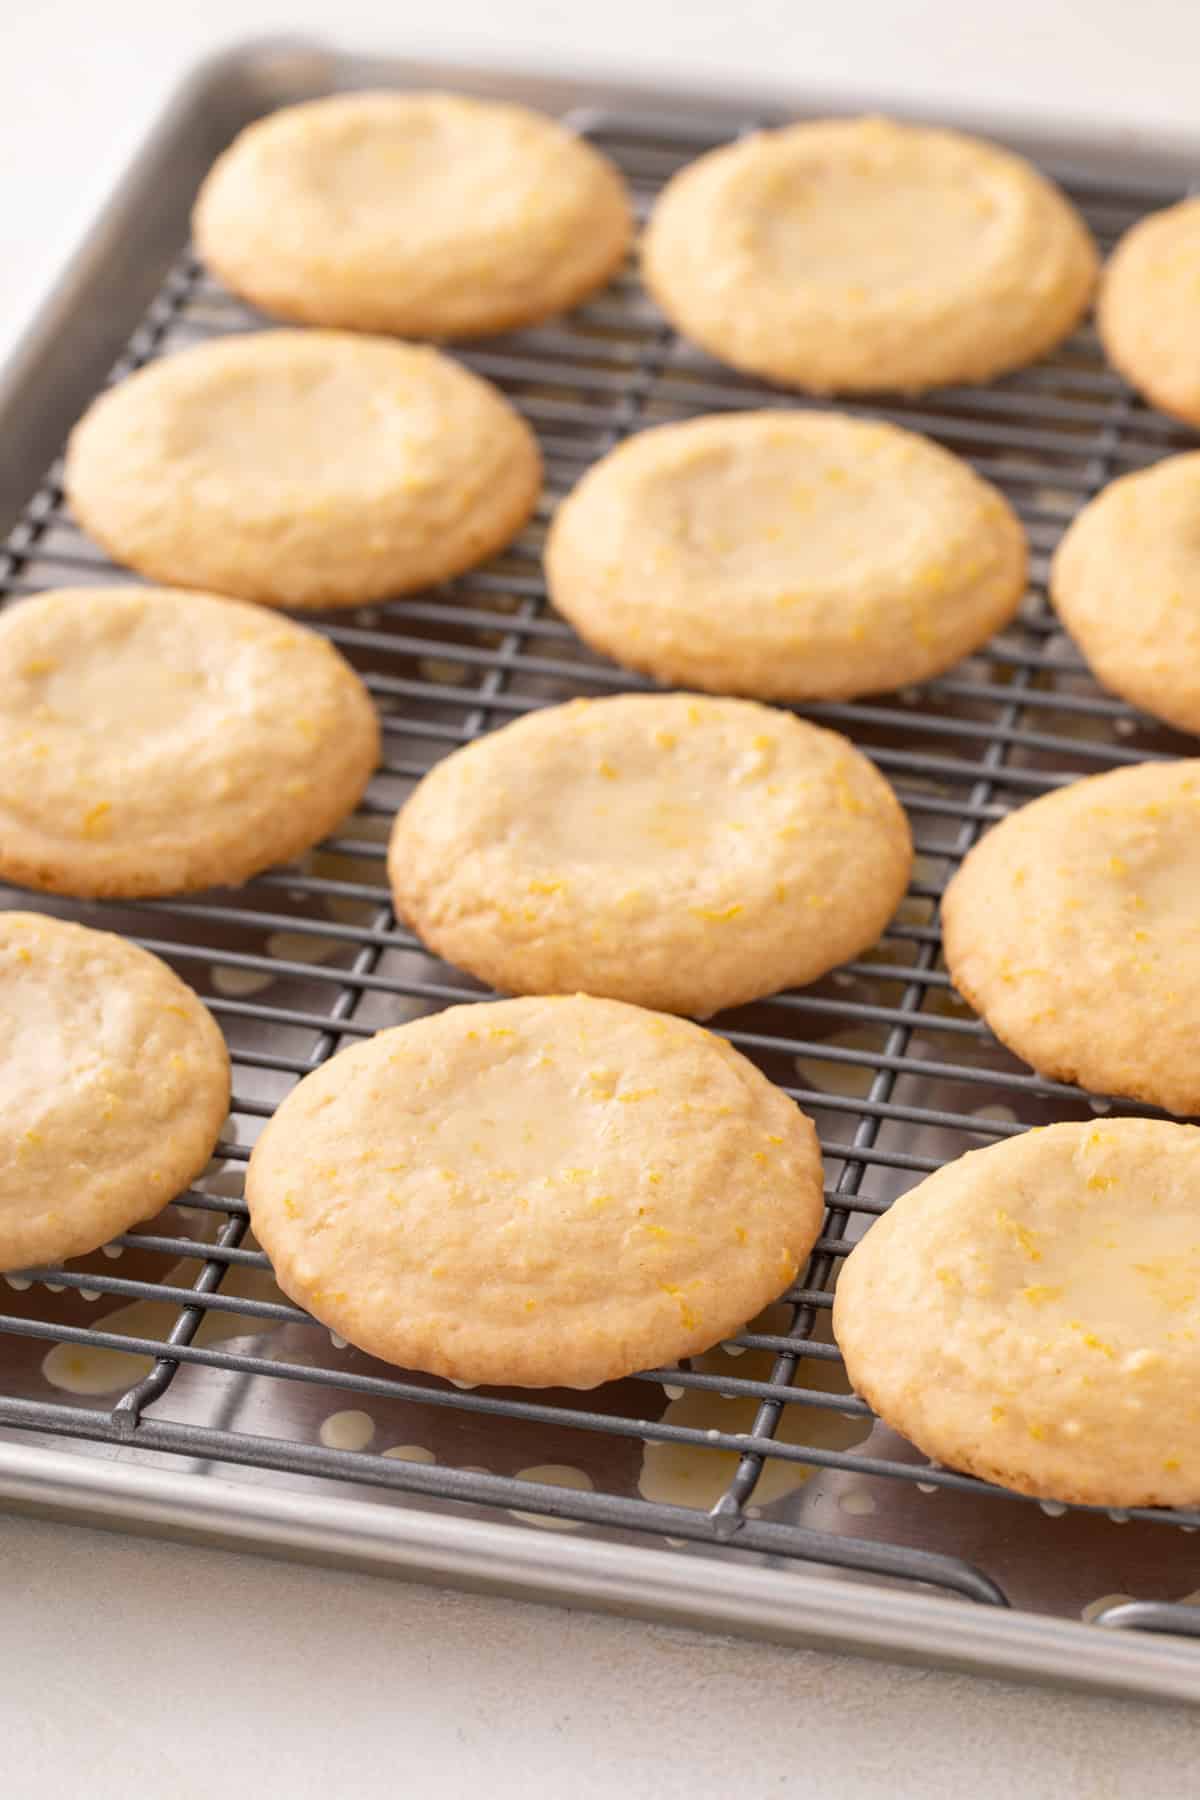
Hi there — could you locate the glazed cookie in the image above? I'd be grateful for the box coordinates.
[0,913,230,1271]
[193,91,633,339]
[246,994,824,1388]
[834,1119,1200,1506]
[642,116,1097,393]
[544,412,1027,699]
[1098,197,1200,426]
[0,587,379,897]
[64,331,541,609]
[390,693,912,1015]
[942,759,1200,1114]
[1050,453,1200,734]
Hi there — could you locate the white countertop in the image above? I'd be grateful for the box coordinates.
[3,2,1200,1790]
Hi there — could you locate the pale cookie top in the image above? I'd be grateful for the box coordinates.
[642,116,1097,393]
[1051,453,1200,735]
[193,91,633,339]
[942,760,1200,1115]
[0,913,230,1271]
[834,1119,1200,1506]
[1098,197,1200,427]
[64,331,541,609]
[0,587,380,898]
[389,693,913,1017]
[544,412,1027,700]
[247,995,824,1389]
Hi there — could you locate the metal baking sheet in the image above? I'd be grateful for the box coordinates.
[1,36,1199,1703]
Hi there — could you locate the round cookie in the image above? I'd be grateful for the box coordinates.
[390,693,912,1016]
[0,587,380,898]
[1050,453,1200,734]
[246,994,824,1388]
[942,759,1200,1114]
[0,912,230,1271]
[1098,197,1200,426]
[194,91,633,339]
[544,412,1027,699]
[64,331,541,609]
[642,115,1097,394]
[833,1119,1200,1506]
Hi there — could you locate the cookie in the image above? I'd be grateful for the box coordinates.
[64,331,541,609]
[833,1119,1200,1506]
[1098,197,1200,426]
[1050,453,1200,734]
[246,994,824,1388]
[389,693,912,1016]
[0,586,379,898]
[193,90,633,339]
[942,760,1200,1114]
[642,116,1097,393]
[544,412,1027,699]
[0,912,229,1271]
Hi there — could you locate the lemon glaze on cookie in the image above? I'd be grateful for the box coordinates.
[1098,196,1200,427]
[194,91,633,339]
[389,692,912,1016]
[943,760,1200,1115]
[1051,452,1200,734]
[834,1120,1200,1506]
[0,913,229,1271]
[65,331,541,609]
[0,587,379,897]
[643,115,1097,394]
[545,412,1027,701]
[247,995,825,1389]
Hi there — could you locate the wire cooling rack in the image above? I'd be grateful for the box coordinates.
[2,87,1200,1629]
